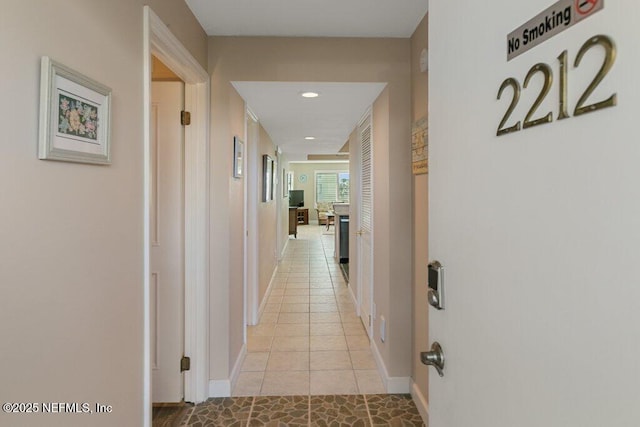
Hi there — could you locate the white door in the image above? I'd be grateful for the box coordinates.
[358,113,373,336]
[151,81,185,403]
[428,1,640,426]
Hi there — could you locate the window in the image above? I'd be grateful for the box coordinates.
[315,171,349,203]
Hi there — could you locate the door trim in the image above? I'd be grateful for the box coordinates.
[143,6,210,424]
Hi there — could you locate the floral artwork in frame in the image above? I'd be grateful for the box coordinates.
[38,56,111,164]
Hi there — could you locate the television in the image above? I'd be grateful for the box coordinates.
[289,190,304,207]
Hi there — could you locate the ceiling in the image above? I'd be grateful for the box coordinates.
[188,1,427,160]
[185,0,428,38]
[232,82,386,161]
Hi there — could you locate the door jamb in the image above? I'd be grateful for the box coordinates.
[143,6,210,425]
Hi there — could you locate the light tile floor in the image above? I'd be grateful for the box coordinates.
[233,225,385,397]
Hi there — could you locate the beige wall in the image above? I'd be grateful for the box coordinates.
[257,127,278,303]
[289,162,350,222]
[410,13,429,403]
[0,1,206,426]
[208,36,413,381]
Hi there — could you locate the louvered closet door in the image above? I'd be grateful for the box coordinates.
[358,113,373,337]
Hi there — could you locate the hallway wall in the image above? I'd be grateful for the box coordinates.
[207,36,413,387]
[0,1,207,426]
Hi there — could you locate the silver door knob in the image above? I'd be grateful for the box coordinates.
[420,342,445,377]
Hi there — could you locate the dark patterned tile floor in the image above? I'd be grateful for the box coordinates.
[153,394,425,427]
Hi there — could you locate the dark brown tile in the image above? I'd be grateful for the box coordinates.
[187,397,253,427]
[153,404,193,427]
[366,394,426,427]
[249,395,308,427]
[310,395,371,427]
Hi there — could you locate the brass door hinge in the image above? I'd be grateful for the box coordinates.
[180,356,191,372]
[181,111,191,126]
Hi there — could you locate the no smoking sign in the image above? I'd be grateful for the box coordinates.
[576,0,599,16]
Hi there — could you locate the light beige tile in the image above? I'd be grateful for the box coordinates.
[310,288,335,296]
[282,295,309,304]
[267,351,309,371]
[310,303,338,313]
[241,352,269,372]
[310,323,344,336]
[275,324,309,336]
[272,281,286,289]
[267,296,283,304]
[278,313,309,324]
[271,336,309,352]
[310,335,347,351]
[310,351,352,370]
[350,350,377,370]
[310,312,342,323]
[285,288,310,296]
[259,312,278,324]
[233,372,264,396]
[340,311,361,323]
[310,282,333,289]
[270,288,285,296]
[338,304,356,314]
[354,370,385,394]
[342,322,367,336]
[247,323,276,337]
[310,370,358,395]
[346,334,370,351]
[247,336,273,352]
[280,303,310,313]
[286,282,309,289]
[263,303,281,313]
[310,295,336,304]
[261,371,309,396]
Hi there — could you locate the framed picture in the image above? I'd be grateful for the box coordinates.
[233,136,244,178]
[282,168,288,198]
[262,155,273,202]
[38,56,111,165]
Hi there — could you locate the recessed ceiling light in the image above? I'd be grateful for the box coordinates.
[304,136,316,140]
[301,91,319,98]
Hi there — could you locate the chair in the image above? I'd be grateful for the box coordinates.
[315,201,335,227]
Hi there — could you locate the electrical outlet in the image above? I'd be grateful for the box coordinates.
[380,316,386,342]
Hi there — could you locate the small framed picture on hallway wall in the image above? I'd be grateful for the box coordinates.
[262,154,274,202]
[233,136,244,178]
[38,56,111,165]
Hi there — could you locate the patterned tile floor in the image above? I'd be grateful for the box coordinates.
[153,394,426,426]
[235,225,385,396]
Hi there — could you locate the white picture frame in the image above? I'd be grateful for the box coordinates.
[233,136,244,178]
[38,56,112,164]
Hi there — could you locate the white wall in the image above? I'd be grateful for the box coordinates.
[0,1,206,425]
[429,1,640,425]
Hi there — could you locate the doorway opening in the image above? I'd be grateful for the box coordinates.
[143,7,210,426]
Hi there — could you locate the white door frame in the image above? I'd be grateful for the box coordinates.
[143,6,210,424]
[356,109,374,336]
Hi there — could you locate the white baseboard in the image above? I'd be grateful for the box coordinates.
[257,267,279,319]
[279,238,289,261]
[411,379,429,424]
[370,340,411,394]
[348,284,359,316]
[208,379,230,397]
[230,344,247,394]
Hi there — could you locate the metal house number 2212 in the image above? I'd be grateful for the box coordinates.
[496,34,617,137]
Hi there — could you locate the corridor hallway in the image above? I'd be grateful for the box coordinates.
[152,225,425,426]
[236,224,383,396]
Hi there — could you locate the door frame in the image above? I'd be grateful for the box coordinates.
[356,109,374,337]
[245,109,260,325]
[143,6,210,424]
